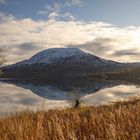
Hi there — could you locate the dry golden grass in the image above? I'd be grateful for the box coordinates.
[0,99,140,140]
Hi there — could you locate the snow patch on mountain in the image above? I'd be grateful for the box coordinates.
[28,48,90,64]
[3,47,106,69]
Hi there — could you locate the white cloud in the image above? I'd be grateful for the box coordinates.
[38,3,62,16]
[0,13,140,64]
[37,0,83,21]
[0,0,7,4]
[65,0,83,7]
[70,0,82,6]
[48,12,75,21]
[48,12,60,21]
[0,12,15,22]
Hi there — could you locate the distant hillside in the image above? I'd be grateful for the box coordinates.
[0,48,140,79]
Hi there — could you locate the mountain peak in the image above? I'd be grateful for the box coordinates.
[1,47,137,79]
[28,47,89,64]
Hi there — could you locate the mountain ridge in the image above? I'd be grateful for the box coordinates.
[0,48,140,79]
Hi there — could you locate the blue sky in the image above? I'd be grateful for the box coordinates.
[0,0,140,26]
[0,0,140,64]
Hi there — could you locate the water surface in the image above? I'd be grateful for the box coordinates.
[0,79,140,117]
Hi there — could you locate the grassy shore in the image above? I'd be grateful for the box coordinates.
[0,99,140,140]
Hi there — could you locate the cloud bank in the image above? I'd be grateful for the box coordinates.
[0,12,140,64]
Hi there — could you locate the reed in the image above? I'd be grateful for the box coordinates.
[0,98,140,140]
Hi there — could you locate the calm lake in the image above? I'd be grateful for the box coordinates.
[0,79,140,117]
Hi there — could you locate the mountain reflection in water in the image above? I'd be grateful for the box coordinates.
[2,79,121,100]
[0,78,140,116]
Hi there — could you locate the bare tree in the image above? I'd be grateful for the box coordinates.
[0,47,6,66]
[68,89,81,108]
[0,47,6,76]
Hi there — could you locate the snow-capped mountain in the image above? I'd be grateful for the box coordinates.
[0,48,139,79]
[29,48,90,64]
[5,48,110,66]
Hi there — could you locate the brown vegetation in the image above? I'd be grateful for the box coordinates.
[0,99,140,140]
